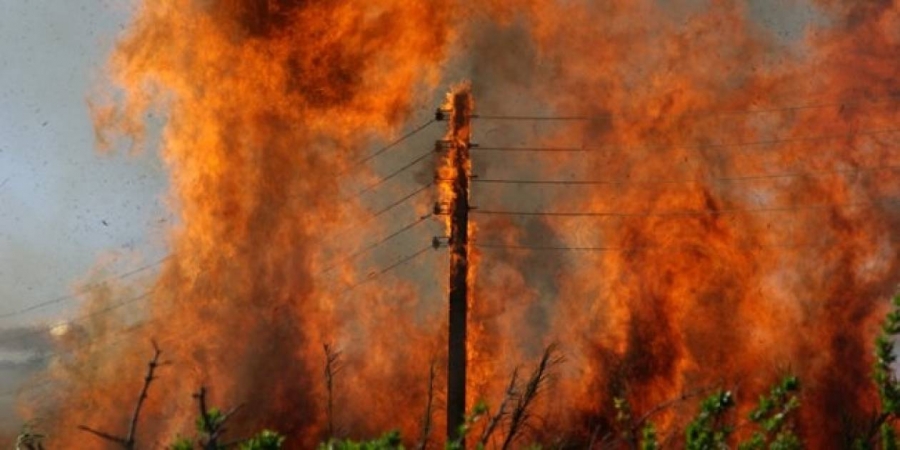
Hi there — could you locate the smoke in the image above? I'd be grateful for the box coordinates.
[24,0,900,447]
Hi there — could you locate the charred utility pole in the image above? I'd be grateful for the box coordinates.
[435,86,474,444]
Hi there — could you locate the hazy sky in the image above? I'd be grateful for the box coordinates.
[0,0,169,333]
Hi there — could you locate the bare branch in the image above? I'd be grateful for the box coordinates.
[221,404,244,424]
[416,362,437,450]
[78,342,163,449]
[480,367,519,447]
[193,386,243,449]
[323,343,342,440]
[77,425,129,447]
[195,386,214,436]
[633,385,713,430]
[501,344,563,450]
[125,341,162,447]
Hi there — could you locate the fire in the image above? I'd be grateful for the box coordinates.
[22,0,900,447]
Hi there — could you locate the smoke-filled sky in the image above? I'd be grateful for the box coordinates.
[0,0,168,430]
[0,0,169,329]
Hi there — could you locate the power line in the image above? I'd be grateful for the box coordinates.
[472,197,900,219]
[0,119,443,397]
[470,164,900,187]
[0,379,53,399]
[474,243,621,252]
[342,244,435,292]
[323,214,433,273]
[318,183,433,256]
[473,115,592,121]
[354,149,433,197]
[680,127,900,152]
[0,209,431,338]
[319,115,436,203]
[0,314,167,400]
[474,146,585,153]
[369,183,432,218]
[354,119,436,167]
[0,244,438,400]
[472,93,900,123]
[0,119,434,324]
[473,240,821,253]
[0,256,169,321]
[0,177,431,339]
[0,289,155,347]
[472,127,900,155]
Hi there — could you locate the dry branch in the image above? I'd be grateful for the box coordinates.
[194,386,242,450]
[480,367,519,447]
[501,344,562,450]
[323,343,342,440]
[416,362,437,450]
[78,341,163,450]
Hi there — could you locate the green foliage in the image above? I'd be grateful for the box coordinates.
[873,295,900,446]
[686,391,734,450]
[641,422,659,450]
[739,375,802,450]
[16,421,46,450]
[883,423,898,450]
[99,292,900,450]
[320,431,403,450]
[196,408,226,435]
[613,396,637,446]
[169,404,285,450]
[240,430,286,450]
[168,436,194,450]
[446,401,488,450]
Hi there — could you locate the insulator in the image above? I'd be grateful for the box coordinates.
[435,108,451,121]
[433,202,451,215]
[434,140,453,152]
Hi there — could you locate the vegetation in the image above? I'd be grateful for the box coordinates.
[18,296,900,448]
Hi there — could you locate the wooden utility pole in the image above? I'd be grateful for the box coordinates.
[437,86,473,443]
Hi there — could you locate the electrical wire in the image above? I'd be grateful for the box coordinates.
[474,146,585,153]
[473,115,593,121]
[1,116,433,324]
[0,243,439,400]
[322,214,433,273]
[353,149,433,197]
[474,243,621,252]
[472,93,900,122]
[342,244,436,292]
[473,240,823,253]
[0,289,156,347]
[472,127,900,155]
[470,164,900,187]
[353,119,436,167]
[0,117,443,397]
[0,256,169,321]
[369,183,432,218]
[472,197,900,219]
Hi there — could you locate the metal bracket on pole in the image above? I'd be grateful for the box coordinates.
[435,140,454,153]
[435,108,452,122]
[432,236,450,250]
[433,201,451,216]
